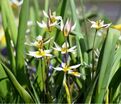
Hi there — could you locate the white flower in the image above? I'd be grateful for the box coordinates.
[27,49,52,58]
[37,9,63,31]
[37,20,57,30]
[10,0,23,7]
[25,35,53,49]
[53,63,81,77]
[53,42,76,54]
[43,10,62,24]
[88,19,111,30]
[61,19,76,37]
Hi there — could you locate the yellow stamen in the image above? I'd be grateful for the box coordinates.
[61,48,68,53]
[63,65,70,72]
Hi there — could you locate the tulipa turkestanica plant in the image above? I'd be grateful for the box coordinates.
[0,0,121,103]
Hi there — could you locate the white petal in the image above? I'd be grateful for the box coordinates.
[60,20,64,31]
[28,51,42,58]
[53,67,63,71]
[62,42,69,48]
[68,46,76,52]
[45,53,52,57]
[45,49,52,53]
[61,63,66,68]
[54,42,61,51]
[37,21,47,28]
[70,64,81,69]
[91,24,98,28]
[43,10,49,18]
[88,19,95,24]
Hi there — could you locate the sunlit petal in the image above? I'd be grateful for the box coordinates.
[43,10,49,18]
[70,64,81,69]
[53,42,61,51]
[37,21,47,28]
[53,67,63,71]
[28,51,42,58]
[62,42,69,48]
[68,70,81,77]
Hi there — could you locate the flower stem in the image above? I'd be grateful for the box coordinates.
[63,75,71,104]
[92,29,97,78]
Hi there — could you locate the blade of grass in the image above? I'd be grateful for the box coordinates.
[95,28,119,103]
[4,29,16,74]
[0,62,33,103]
[69,0,86,80]
[0,0,17,45]
[16,0,29,85]
[1,2,16,73]
[0,64,8,98]
[109,67,121,103]
[85,74,98,103]
[32,0,40,35]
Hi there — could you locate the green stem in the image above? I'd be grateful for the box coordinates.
[92,29,97,78]
[63,74,71,104]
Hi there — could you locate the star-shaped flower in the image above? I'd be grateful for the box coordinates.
[53,63,81,77]
[37,9,63,32]
[53,42,76,54]
[88,20,111,30]
[27,49,52,58]
[25,35,52,49]
[61,19,76,37]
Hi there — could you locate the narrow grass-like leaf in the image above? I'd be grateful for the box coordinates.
[69,0,86,80]
[85,74,98,103]
[30,81,40,103]
[109,67,121,103]
[0,63,8,98]
[36,60,44,91]
[0,62,33,103]
[1,2,16,73]
[4,29,16,73]
[32,0,40,35]
[96,29,119,103]
[0,0,17,45]
[16,0,29,84]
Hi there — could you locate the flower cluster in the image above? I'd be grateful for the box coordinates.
[26,9,81,82]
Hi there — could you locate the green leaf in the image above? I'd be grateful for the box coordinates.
[0,0,17,45]
[4,29,16,74]
[0,64,8,98]
[69,0,86,80]
[95,28,119,103]
[0,1,16,73]
[0,62,33,103]
[16,0,29,85]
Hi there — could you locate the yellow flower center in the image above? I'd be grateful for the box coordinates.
[61,48,68,53]
[38,49,46,56]
[50,17,56,23]
[63,65,70,72]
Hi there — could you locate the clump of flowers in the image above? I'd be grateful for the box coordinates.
[26,9,81,104]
